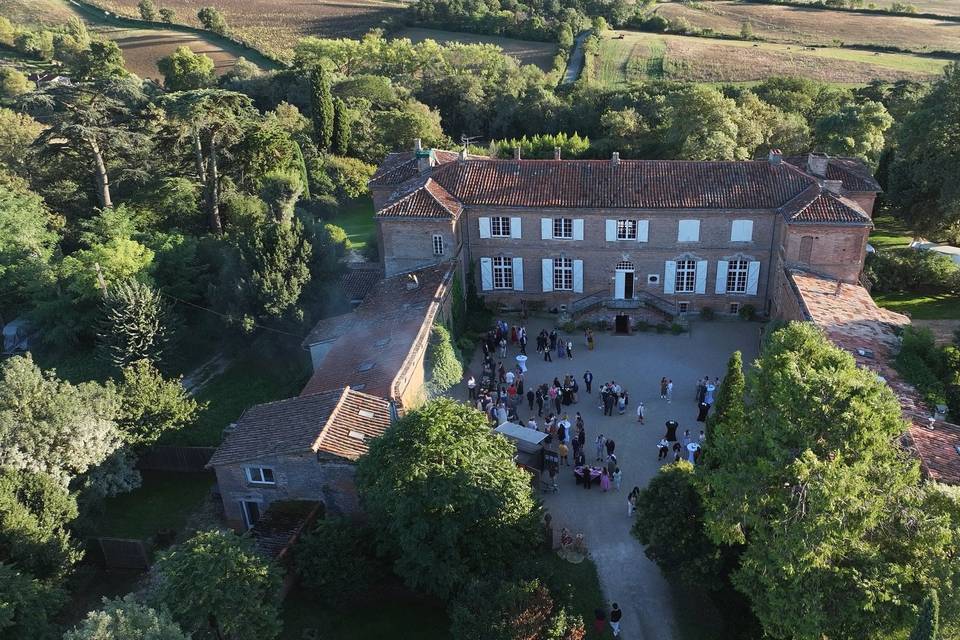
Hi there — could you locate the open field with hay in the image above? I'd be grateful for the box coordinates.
[98,27,245,79]
[786,0,960,16]
[396,27,559,70]
[89,0,410,59]
[654,1,960,53]
[592,29,952,85]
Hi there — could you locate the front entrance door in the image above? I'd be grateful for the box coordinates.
[623,271,635,299]
[615,314,630,334]
[241,500,261,529]
[614,262,636,300]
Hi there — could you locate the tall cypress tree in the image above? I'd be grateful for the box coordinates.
[909,590,939,640]
[705,350,745,446]
[332,97,350,156]
[309,65,333,151]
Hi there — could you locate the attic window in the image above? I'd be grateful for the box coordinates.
[358,409,376,419]
[348,430,366,441]
[357,361,375,372]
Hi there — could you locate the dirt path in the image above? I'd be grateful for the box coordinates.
[182,352,230,395]
[562,30,590,84]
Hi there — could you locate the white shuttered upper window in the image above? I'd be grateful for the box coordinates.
[678,220,700,242]
[731,220,753,242]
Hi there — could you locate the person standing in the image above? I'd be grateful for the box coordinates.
[610,603,622,637]
[583,466,593,489]
[595,434,605,461]
[659,376,668,399]
[666,379,674,403]
[613,466,622,491]
[527,388,535,412]
[600,467,611,491]
[606,454,617,478]
[583,369,593,394]
[558,441,569,466]
[657,438,669,460]
[603,391,615,416]
[566,340,574,360]
[543,344,552,362]
[467,374,476,401]
[499,337,507,358]
[636,401,645,424]
[605,437,616,459]
[697,401,709,422]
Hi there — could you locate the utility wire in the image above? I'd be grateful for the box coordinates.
[158,290,308,339]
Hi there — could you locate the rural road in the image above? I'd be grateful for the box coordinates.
[562,31,590,84]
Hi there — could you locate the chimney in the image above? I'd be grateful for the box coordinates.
[416,148,435,173]
[513,146,521,160]
[611,151,620,167]
[459,147,468,162]
[768,148,782,165]
[554,147,561,160]
[823,179,843,194]
[807,152,829,177]
[413,138,422,152]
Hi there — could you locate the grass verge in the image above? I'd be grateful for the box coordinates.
[333,197,376,251]
[869,213,914,250]
[872,291,960,320]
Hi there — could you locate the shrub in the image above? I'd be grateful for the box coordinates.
[670,322,684,334]
[738,304,757,321]
[449,578,585,640]
[560,320,576,333]
[865,249,959,293]
[655,323,668,333]
[895,327,947,408]
[294,518,383,607]
[427,324,463,394]
[700,306,715,321]
[636,320,650,332]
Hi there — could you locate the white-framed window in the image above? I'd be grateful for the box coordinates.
[432,234,444,256]
[491,216,511,237]
[554,257,573,290]
[553,218,573,239]
[678,301,689,314]
[676,259,697,293]
[245,467,275,485]
[493,256,513,290]
[616,219,637,240]
[678,219,700,242]
[729,302,741,314]
[731,220,753,242]
[726,259,749,293]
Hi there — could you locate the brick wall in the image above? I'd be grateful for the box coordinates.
[379,217,459,277]
[214,453,360,530]
[782,224,869,283]
[772,270,807,322]
[464,207,776,314]
[846,193,877,218]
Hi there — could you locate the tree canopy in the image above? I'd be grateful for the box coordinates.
[64,595,189,640]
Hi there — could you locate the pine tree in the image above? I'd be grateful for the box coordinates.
[309,65,334,151]
[331,97,350,156]
[909,590,939,640]
[97,279,173,370]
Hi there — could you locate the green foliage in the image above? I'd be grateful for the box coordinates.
[427,324,463,394]
[196,7,228,35]
[909,590,939,640]
[0,109,44,176]
[115,360,202,449]
[0,355,121,485]
[137,0,159,21]
[309,64,334,151]
[0,562,65,640]
[14,30,54,60]
[152,529,282,640]
[64,595,189,640]
[97,279,173,370]
[701,323,958,640]
[0,68,30,100]
[159,7,176,22]
[632,462,728,591]
[449,578,586,640]
[356,398,540,600]
[332,97,350,156]
[244,218,312,320]
[309,155,375,201]
[0,468,81,581]
[260,170,303,223]
[865,249,960,293]
[491,132,590,159]
[294,517,383,607]
[705,351,745,447]
[895,326,951,411]
[738,304,756,321]
[814,99,893,167]
[74,40,128,81]
[158,46,217,92]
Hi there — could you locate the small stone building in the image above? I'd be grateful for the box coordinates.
[206,386,392,530]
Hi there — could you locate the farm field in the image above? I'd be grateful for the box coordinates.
[89,0,410,59]
[592,30,950,85]
[397,27,559,70]
[97,26,246,79]
[787,0,960,16]
[0,0,78,25]
[654,1,960,53]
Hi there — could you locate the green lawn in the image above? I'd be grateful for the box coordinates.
[330,197,376,250]
[869,213,914,250]
[167,338,310,446]
[89,471,214,540]
[872,291,960,320]
[281,588,450,640]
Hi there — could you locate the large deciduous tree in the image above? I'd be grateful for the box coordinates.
[356,398,540,599]
[158,46,216,92]
[152,529,282,640]
[196,7,228,35]
[0,468,81,581]
[888,62,960,240]
[814,99,893,167]
[0,562,65,640]
[701,322,958,640]
[309,64,334,151]
[115,360,201,448]
[64,595,189,640]
[0,355,121,484]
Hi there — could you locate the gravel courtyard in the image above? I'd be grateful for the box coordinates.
[464,317,763,640]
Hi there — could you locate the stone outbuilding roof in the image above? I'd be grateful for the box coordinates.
[784,155,882,192]
[377,178,464,219]
[300,262,454,400]
[206,386,393,467]
[787,192,872,226]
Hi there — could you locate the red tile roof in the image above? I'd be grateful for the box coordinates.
[377,178,463,219]
[906,420,960,485]
[206,386,393,467]
[339,262,384,304]
[784,155,881,192]
[788,192,871,225]
[369,149,472,186]
[299,262,453,400]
